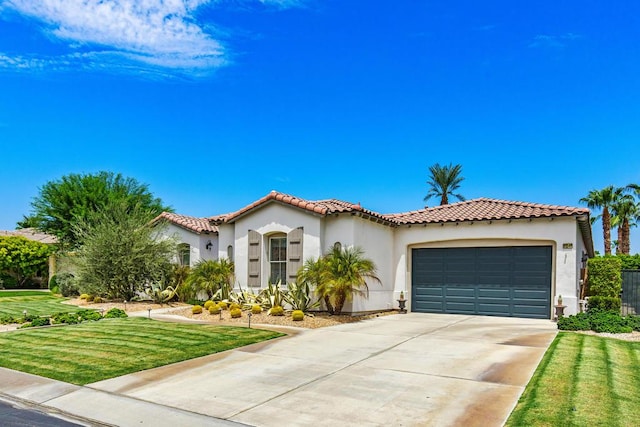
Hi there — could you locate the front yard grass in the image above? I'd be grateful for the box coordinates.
[0,318,284,385]
[506,332,640,426]
[0,291,83,318]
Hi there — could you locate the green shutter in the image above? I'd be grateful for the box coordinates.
[248,230,261,288]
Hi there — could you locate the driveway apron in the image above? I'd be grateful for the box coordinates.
[89,313,557,427]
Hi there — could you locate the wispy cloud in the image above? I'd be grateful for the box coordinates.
[0,0,300,77]
[529,33,581,49]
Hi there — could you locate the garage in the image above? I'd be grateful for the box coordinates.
[411,245,552,319]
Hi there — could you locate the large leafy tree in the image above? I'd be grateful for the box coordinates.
[0,236,52,288]
[301,246,380,315]
[424,163,465,206]
[22,171,171,248]
[74,202,176,300]
[580,186,624,256]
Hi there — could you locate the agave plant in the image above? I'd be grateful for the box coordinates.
[284,281,320,313]
[229,287,258,309]
[258,281,286,310]
[145,283,178,305]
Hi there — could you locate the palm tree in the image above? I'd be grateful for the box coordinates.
[320,246,381,315]
[297,257,332,313]
[611,194,639,255]
[579,186,624,255]
[424,163,465,205]
[186,258,234,300]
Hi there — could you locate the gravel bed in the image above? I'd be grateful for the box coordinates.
[173,307,398,329]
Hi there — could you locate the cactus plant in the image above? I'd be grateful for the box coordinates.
[251,304,263,314]
[268,305,284,316]
[230,307,242,318]
[209,304,221,314]
[217,301,228,310]
[292,310,304,321]
[229,302,241,311]
[192,305,203,314]
[204,300,214,310]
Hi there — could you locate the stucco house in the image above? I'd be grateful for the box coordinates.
[158,191,594,319]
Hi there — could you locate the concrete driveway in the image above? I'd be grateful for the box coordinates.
[86,313,556,427]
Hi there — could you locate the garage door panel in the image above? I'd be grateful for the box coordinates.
[412,246,551,319]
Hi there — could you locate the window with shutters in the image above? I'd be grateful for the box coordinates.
[178,243,190,266]
[269,235,287,284]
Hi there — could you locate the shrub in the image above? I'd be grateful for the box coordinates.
[268,305,284,316]
[52,312,81,325]
[229,302,240,311]
[192,305,203,314]
[79,294,91,300]
[209,304,221,315]
[251,304,263,314]
[587,257,622,297]
[617,254,640,270]
[104,308,128,319]
[57,273,79,297]
[49,275,60,294]
[230,307,242,318]
[218,301,228,310]
[292,310,304,321]
[186,299,206,306]
[558,313,591,331]
[203,300,214,310]
[587,296,621,313]
[78,309,102,321]
[26,317,50,328]
[0,314,19,324]
[93,296,103,303]
[589,311,633,333]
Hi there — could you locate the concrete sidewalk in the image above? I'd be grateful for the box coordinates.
[0,313,557,427]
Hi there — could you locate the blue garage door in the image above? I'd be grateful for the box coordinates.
[411,246,552,319]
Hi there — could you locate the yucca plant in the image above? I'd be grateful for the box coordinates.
[258,281,286,310]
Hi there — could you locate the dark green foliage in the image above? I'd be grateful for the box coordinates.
[57,273,79,297]
[617,254,640,270]
[0,236,52,288]
[589,311,633,333]
[557,312,591,331]
[0,314,19,324]
[51,312,81,325]
[48,275,60,294]
[587,296,621,313]
[26,317,50,328]
[26,171,171,248]
[587,257,622,297]
[424,162,465,205]
[558,310,639,333]
[77,309,102,321]
[104,308,128,319]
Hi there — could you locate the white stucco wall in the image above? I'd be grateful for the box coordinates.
[393,216,583,317]
[164,224,218,267]
[232,202,322,289]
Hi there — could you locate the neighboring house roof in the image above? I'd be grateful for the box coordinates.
[210,190,395,225]
[154,212,218,234]
[386,198,590,225]
[0,228,58,244]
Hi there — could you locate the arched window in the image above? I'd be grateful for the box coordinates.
[269,234,287,284]
[178,243,190,266]
[227,245,234,262]
[333,241,342,252]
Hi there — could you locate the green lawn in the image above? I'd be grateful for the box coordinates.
[506,332,640,426]
[0,290,83,318]
[0,318,283,385]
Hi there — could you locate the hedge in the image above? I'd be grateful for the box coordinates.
[587,257,622,297]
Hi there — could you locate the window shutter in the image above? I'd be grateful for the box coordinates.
[248,230,261,288]
[287,227,304,282]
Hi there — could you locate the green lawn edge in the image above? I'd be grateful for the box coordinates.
[0,318,285,385]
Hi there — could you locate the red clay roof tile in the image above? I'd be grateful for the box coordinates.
[155,212,218,234]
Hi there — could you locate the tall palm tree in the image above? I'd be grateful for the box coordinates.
[611,194,639,255]
[320,246,381,315]
[579,186,624,255]
[424,163,465,205]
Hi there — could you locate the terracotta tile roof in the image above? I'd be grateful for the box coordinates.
[385,198,590,225]
[155,212,217,234]
[0,228,58,244]
[210,191,394,225]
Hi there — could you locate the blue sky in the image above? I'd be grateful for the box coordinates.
[0,0,639,253]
